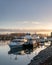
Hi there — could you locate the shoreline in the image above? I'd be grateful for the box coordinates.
[28,45,52,65]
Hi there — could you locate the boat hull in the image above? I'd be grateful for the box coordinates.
[9,44,23,49]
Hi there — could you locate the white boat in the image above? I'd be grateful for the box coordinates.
[24,34,32,40]
[9,39,24,49]
[24,34,34,44]
[9,33,36,49]
[36,38,46,43]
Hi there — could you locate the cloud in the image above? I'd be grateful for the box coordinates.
[23,21,40,25]
[23,21,28,23]
[16,21,40,25]
[31,21,40,24]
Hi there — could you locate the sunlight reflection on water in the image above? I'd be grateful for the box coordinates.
[0,41,51,65]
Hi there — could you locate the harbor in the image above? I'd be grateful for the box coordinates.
[0,32,52,65]
[0,0,52,65]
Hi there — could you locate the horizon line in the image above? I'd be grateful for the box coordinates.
[0,28,52,32]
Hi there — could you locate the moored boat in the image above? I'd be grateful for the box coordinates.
[9,39,24,49]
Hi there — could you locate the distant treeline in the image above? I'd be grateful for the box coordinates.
[0,33,25,40]
[0,33,48,41]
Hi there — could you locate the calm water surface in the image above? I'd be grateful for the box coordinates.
[0,41,47,65]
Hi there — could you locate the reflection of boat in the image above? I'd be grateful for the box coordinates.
[8,47,36,60]
[8,47,24,55]
[9,39,24,49]
[8,47,34,55]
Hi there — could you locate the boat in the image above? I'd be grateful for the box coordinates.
[9,33,36,49]
[9,39,25,49]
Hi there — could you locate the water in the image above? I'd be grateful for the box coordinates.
[0,41,48,65]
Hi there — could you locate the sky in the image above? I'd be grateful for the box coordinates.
[0,0,52,30]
